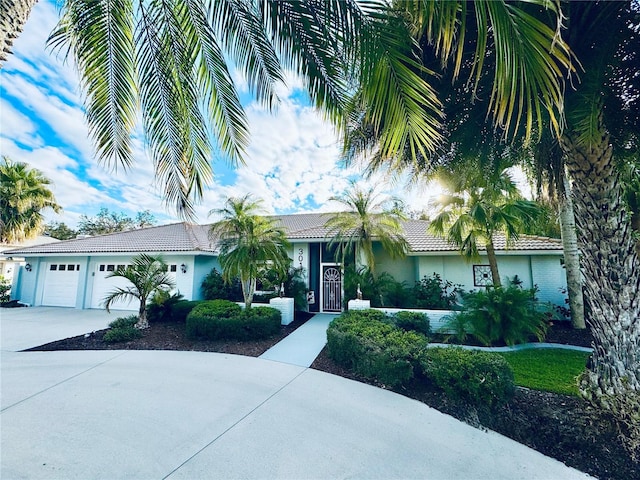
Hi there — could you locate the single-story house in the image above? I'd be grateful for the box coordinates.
[6,213,567,313]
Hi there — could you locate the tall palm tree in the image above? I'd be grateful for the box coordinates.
[0,156,61,243]
[209,195,290,308]
[324,185,409,274]
[102,253,176,329]
[1,1,570,219]
[429,163,542,288]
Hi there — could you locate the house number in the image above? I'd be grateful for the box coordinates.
[298,248,304,267]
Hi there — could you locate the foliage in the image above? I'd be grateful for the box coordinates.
[201,268,243,302]
[259,266,309,311]
[412,274,461,309]
[0,275,11,302]
[186,301,280,341]
[419,347,515,408]
[103,315,143,343]
[45,221,77,240]
[326,310,428,388]
[455,285,549,346]
[102,254,175,329]
[171,300,202,323]
[324,184,409,272]
[0,157,61,243]
[499,349,590,397]
[343,265,409,308]
[77,208,156,236]
[429,161,543,287]
[146,291,185,323]
[210,195,290,308]
[392,311,431,337]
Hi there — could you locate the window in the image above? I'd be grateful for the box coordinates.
[170,265,177,272]
[68,265,75,271]
[473,265,493,287]
[59,264,66,271]
[117,264,125,271]
[106,265,115,272]
[50,264,57,271]
[99,265,105,272]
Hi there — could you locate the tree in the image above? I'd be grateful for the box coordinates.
[45,221,77,240]
[77,208,156,236]
[1,1,570,218]
[0,156,61,243]
[429,162,542,288]
[102,253,175,329]
[324,185,409,274]
[209,195,290,308]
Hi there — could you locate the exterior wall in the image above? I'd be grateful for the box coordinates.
[10,257,42,305]
[416,253,567,307]
[373,243,417,284]
[192,256,220,300]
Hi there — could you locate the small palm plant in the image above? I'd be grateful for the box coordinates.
[102,254,176,329]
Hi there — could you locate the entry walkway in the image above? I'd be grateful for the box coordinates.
[259,313,336,367]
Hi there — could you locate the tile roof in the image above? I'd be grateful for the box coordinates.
[5,214,562,255]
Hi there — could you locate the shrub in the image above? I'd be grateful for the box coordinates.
[326,310,428,388]
[104,315,143,343]
[0,275,10,303]
[412,274,462,309]
[393,311,431,336]
[456,285,549,346]
[185,301,280,340]
[171,300,201,323]
[419,347,515,408]
[147,290,184,323]
[201,268,243,301]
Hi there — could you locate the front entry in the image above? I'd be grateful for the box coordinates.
[322,265,342,312]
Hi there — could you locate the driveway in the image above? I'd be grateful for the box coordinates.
[0,306,134,351]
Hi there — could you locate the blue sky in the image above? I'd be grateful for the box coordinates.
[0,1,443,228]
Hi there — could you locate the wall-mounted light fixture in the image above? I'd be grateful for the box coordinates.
[25,263,32,272]
[180,263,187,274]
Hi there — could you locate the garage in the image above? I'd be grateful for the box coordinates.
[90,263,133,309]
[42,263,81,307]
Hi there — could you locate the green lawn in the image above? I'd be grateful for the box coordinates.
[498,348,590,396]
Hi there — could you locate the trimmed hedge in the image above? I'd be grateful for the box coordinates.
[393,311,431,336]
[419,347,515,408]
[104,315,143,343]
[186,300,281,340]
[326,310,428,388]
[171,300,201,323]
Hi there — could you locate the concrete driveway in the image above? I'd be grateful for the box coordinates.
[0,307,134,351]
[1,350,592,480]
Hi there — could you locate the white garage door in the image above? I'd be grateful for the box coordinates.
[90,262,178,309]
[42,263,81,307]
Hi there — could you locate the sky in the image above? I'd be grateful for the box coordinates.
[0,0,442,229]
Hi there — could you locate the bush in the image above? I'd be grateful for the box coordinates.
[412,274,461,309]
[456,285,549,346]
[171,300,201,323]
[0,275,10,303]
[419,347,515,408]
[326,310,428,388]
[147,290,184,323]
[185,301,280,340]
[104,315,143,343]
[393,311,431,336]
[201,268,243,301]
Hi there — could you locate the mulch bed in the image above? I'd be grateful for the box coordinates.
[26,318,636,479]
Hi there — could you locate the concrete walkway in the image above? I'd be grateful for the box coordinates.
[259,313,336,367]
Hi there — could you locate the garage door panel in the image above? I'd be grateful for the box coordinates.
[91,264,136,310]
[42,264,80,307]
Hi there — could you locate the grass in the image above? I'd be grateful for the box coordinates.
[498,348,590,396]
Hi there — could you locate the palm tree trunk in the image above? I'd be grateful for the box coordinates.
[485,239,502,287]
[241,276,254,308]
[561,132,640,415]
[0,0,38,66]
[136,301,149,329]
[559,170,586,329]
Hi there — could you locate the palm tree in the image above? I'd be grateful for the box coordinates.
[429,163,542,288]
[209,195,290,308]
[0,156,61,243]
[1,1,570,219]
[102,254,176,329]
[325,185,408,274]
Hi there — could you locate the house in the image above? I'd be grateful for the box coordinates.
[6,213,567,312]
[1,235,61,284]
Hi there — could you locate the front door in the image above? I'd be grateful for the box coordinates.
[322,265,342,312]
